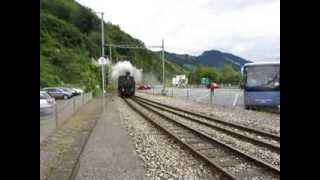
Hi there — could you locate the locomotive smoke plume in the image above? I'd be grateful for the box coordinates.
[111,61,142,83]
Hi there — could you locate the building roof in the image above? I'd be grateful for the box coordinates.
[243,61,280,67]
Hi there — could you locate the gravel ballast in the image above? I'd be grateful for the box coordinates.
[143,103,280,168]
[136,92,280,135]
[117,97,217,180]
[129,98,279,179]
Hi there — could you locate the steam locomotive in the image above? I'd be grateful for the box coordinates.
[118,71,135,97]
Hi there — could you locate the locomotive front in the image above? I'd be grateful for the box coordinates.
[118,71,135,97]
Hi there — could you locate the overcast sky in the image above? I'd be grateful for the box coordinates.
[76,0,280,62]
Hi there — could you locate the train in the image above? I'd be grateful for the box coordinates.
[118,71,136,97]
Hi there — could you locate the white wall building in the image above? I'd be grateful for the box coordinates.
[172,75,188,87]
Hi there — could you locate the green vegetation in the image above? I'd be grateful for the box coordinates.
[40,0,186,93]
[188,64,241,85]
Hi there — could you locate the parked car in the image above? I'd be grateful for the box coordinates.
[42,87,73,99]
[137,85,146,90]
[40,91,55,115]
[72,88,84,95]
[145,85,151,89]
[207,83,220,89]
[138,85,151,90]
[59,87,77,96]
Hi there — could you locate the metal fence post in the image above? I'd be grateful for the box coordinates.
[73,97,76,114]
[171,87,173,97]
[55,103,58,128]
[82,93,84,105]
[187,87,189,100]
[210,89,214,107]
[76,96,79,111]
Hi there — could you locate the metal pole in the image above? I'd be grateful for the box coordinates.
[187,87,189,99]
[100,12,105,96]
[101,13,105,57]
[210,90,213,106]
[109,46,112,61]
[55,103,58,128]
[161,39,165,94]
[108,46,112,91]
[73,97,76,114]
[100,12,106,110]
[82,93,84,105]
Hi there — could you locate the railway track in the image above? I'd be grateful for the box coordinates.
[135,96,280,149]
[123,97,280,180]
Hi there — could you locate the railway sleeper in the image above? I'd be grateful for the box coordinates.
[217,158,238,169]
[237,167,266,179]
[185,139,202,145]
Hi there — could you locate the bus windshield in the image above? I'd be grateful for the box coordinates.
[244,65,280,91]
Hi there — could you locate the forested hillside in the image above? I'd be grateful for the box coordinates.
[161,50,252,72]
[40,0,186,92]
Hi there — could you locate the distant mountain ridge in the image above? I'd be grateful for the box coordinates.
[160,49,252,71]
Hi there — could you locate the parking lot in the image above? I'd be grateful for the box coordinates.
[138,87,244,107]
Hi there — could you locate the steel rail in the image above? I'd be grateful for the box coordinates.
[123,98,239,180]
[134,97,280,153]
[135,96,280,141]
[125,98,280,179]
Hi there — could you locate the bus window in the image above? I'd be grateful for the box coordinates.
[244,65,279,90]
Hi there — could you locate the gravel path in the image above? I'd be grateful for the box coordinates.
[117,97,217,180]
[136,93,280,135]
[40,98,102,180]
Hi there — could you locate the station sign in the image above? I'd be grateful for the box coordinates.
[97,57,110,65]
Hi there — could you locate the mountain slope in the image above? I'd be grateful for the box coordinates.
[161,50,252,71]
[197,50,251,71]
[40,0,186,92]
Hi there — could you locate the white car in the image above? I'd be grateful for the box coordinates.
[72,88,84,95]
[40,91,56,115]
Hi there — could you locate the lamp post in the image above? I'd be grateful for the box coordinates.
[161,39,165,95]
[94,11,106,98]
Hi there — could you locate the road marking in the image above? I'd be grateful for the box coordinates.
[233,93,239,106]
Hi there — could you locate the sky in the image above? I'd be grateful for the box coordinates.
[76,0,280,62]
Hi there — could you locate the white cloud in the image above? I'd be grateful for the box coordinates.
[76,0,280,62]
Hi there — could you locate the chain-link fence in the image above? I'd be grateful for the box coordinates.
[40,92,93,143]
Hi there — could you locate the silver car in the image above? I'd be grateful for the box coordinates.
[40,91,56,115]
[43,87,72,100]
[59,87,77,96]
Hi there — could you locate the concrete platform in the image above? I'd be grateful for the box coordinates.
[75,96,146,180]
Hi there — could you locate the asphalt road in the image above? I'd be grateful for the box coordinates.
[139,87,244,107]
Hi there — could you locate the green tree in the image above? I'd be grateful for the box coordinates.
[72,6,99,34]
[188,65,220,84]
[220,64,240,84]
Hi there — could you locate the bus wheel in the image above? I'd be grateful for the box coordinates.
[245,105,250,110]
